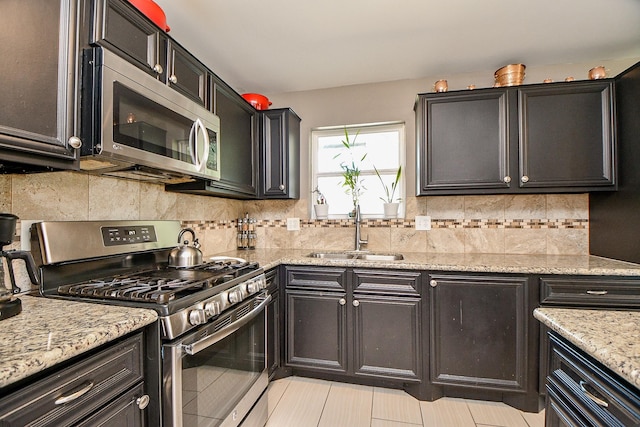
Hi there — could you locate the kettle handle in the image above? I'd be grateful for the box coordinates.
[3,250,40,293]
[177,228,196,244]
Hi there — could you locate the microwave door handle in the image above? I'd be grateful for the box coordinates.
[188,121,198,166]
[182,294,271,356]
[193,118,210,171]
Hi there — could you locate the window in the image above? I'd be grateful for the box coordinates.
[311,122,405,218]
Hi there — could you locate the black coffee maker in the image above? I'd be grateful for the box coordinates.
[0,213,40,320]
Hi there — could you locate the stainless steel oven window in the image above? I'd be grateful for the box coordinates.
[163,294,270,427]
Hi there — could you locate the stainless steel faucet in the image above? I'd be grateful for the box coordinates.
[354,204,368,251]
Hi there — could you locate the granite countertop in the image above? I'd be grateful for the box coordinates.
[213,249,640,276]
[0,295,157,390]
[534,307,640,390]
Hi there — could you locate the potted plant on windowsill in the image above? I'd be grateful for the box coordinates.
[312,187,329,219]
[374,165,402,218]
[335,128,366,217]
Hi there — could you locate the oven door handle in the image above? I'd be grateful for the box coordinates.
[182,294,271,356]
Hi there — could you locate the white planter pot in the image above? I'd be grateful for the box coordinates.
[383,202,399,219]
[314,204,329,219]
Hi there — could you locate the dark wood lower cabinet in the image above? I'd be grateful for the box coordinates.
[545,332,640,426]
[279,266,543,412]
[0,332,152,426]
[284,266,423,386]
[286,290,348,373]
[352,294,421,381]
[427,273,543,412]
[266,267,281,379]
[429,273,528,391]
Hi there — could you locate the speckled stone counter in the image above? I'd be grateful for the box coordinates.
[0,295,157,389]
[534,307,640,390]
[212,249,640,276]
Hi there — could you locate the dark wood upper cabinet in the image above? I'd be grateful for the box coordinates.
[259,108,301,199]
[92,0,167,81]
[416,80,616,195]
[0,0,80,172]
[166,41,208,106]
[518,82,615,189]
[416,89,512,192]
[93,0,207,107]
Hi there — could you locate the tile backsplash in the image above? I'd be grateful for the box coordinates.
[1,172,588,256]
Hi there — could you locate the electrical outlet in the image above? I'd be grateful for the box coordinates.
[286,218,301,231]
[415,215,431,231]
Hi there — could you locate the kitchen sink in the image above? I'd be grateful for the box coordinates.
[306,252,404,261]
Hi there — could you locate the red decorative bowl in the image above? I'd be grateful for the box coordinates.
[128,0,170,32]
[242,93,272,110]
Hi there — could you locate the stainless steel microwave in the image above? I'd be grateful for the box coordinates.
[80,47,220,183]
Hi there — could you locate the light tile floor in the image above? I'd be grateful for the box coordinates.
[266,376,545,427]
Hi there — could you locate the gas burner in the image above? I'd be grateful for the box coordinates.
[58,275,214,304]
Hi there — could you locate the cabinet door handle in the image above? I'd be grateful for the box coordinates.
[579,380,609,408]
[136,394,150,410]
[68,136,82,149]
[521,175,529,183]
[503,176,511,183]
[339,298,346,306]
[54,381,94,405]
[430,279,437,287]
[352,300,360,307]
[586,290,608,296]
[152,64,163,75]
[279,184,285,191]
[169,74,178,84]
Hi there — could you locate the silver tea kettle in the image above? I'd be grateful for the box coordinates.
[168,228,203,267]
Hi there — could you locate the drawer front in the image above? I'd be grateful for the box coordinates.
[540,276,640,308]
[352,269,422,296]
[0,333,144,427]
[547,332,640,427]
[285,266,347,291]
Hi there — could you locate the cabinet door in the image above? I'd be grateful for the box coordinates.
[352,294,422,381]
[167,41,207,106]
[518,81,615,189]
[92,0,167,80]
[266,268,280,378]
[0,0,78,170]
[76,383,145,427]
[416,90,512,194]
[260,109,301,199]
[285,290,348,373]
[429,274,528,391]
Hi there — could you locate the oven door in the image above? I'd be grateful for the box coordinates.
[163,293,270,427]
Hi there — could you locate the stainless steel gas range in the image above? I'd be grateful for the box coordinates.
[30,220,269,427]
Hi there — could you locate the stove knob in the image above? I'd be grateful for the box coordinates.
[188,309,207,326]
[204,301,220,317]
[228,290,242,304]
[246,280,259,293]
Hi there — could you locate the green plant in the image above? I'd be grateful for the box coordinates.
[334,128,367,208]
[374,165,402,203]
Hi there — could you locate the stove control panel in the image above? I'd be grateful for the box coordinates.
[101,225,157,246]
[163,271,267,339]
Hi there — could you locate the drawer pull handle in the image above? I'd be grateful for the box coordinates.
[55,381,94,405]
[579,380,609,408]
[586,290,608,296]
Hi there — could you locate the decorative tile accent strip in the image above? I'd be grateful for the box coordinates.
[181,218,588,231]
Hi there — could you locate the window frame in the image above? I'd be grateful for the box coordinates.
[310,121,406,219]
